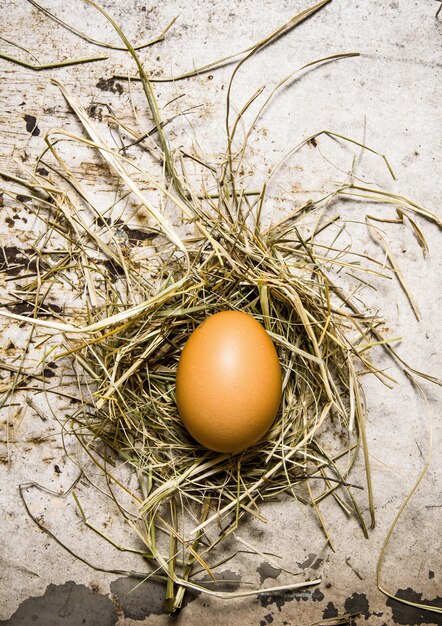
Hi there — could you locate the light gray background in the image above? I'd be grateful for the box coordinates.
[0,1,441,625]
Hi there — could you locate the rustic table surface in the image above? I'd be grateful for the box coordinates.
[0,1,441,625]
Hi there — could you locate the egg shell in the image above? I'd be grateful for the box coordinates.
[175,310,282,453]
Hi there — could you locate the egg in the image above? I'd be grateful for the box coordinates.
[175,310,282,453]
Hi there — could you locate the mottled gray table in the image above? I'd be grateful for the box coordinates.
[0,1,441,625]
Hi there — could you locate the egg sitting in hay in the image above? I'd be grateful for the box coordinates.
[176,310,282,453]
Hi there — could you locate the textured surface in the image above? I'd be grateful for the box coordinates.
[0,1,441,625]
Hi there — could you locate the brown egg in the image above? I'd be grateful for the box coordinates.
[176,310,282,453]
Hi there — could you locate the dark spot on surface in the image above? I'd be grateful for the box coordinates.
[309,137,318,147]
[43,364,57,378]
[0,581,117,626]
[102,259,125,277]
[16,194,31,203]
[2,246,38,276]
[27,435,50,444]
[7,302,35,315]
[0,193,3,207]
[46,304,64,315]
[37,167,49,177]
[297,553,323,570]
[323,601,339,618]
[7,299,63,316]
[96,78,123,95]
[112,220,157,243]
[259,592,288,612]
[344,593,370,619]
[257,562,282,584]
[5,217,14,228]
[180,570,241,610]
[429,571,435,580]
[89,104,101,120]
[46,303,63,315]
[124,227,157,243]
[87,103,104,122]
[110,576,166,620]
[259,586,323,611]
[24,114,40,136]
[386,588,442,625]
[311,588,325,602]
[54,464,61,474]
[95,215,109,227]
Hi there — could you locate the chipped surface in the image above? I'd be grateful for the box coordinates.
[0,1,441,625]
[0,581,117,626]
